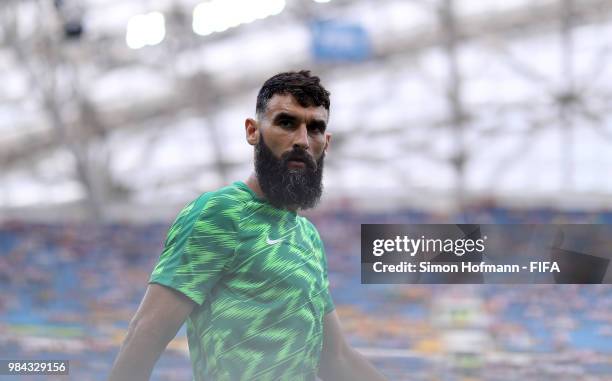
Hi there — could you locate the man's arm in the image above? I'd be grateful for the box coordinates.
[318,310,388,381]
[108,284,195,381]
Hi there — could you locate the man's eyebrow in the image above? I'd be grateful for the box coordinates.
[308,119,327,131]
[272,112,298,122]
[272,112,327,130]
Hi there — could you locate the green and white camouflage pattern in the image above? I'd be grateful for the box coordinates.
[150,181,334,381]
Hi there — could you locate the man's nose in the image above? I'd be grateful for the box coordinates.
[292,123,310,150]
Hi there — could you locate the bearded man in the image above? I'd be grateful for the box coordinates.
[108,70,387,381]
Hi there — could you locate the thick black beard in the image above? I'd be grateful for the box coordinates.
[254,135,324,210]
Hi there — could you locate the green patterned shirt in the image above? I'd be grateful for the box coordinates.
[149,181,335,381]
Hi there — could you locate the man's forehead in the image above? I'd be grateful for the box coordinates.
[264,93,328,121]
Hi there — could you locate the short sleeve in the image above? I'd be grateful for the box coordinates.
[149,193,240,305]
[311,226,335,314]
[321,252,335,314]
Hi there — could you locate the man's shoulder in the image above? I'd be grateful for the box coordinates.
[298,216,323,241]
[201,182,250,209]
[298,216,317,229]
[174,182,249,225]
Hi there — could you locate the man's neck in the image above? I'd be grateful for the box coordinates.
[244,173,265,199]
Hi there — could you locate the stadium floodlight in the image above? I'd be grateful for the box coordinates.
[126,12,166,50]
[192,0,286,37]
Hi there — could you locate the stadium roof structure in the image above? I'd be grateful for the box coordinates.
[1,0,612,220]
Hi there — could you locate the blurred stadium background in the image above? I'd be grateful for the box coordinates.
[1,0,612,380]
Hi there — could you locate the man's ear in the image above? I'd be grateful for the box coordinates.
[324,132,331,154]
[245,118,259,146]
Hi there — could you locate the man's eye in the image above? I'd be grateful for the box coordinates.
[279,120,293,128]
[308,124,325,134]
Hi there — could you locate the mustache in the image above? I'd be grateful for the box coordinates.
[281,149,317,170]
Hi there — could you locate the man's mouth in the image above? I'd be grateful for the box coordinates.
[284,150,316,170]
[287,159,307,169]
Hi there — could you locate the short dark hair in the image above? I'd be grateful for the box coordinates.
[256,70,331,116]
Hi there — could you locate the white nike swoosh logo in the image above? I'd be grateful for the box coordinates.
[266,237,284,245]
[265,225,299,245]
